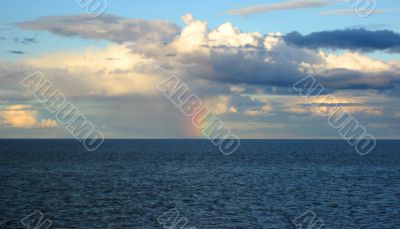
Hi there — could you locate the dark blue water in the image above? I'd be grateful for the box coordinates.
[0,140,399,228]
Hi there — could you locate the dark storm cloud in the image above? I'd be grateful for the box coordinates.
[284,29,400,52]
[17,14,180,44]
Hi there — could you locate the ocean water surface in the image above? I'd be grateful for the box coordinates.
[0,140,399,228]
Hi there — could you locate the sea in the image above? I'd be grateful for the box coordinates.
[0,139,399,228]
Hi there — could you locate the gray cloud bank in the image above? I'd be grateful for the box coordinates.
[18,14,180,44]
[12,15,400,94]
[284,29,400,53]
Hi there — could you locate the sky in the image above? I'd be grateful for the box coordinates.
[0,0,399,139]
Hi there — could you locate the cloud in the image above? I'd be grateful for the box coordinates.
[346,24,392,30]
[39,119,58,128]
[17,14,180,44]
[22,45,163,97]
[0,105,57,129]
[203,96,233,115]
[2,14,399,138]
[300,52,400,90]
[0,61,37,94]
[11,14,400,94]
[226,121,284,131]
[0,105,37,128]
[22,37,37,44]
[284,29,400,53]
[8,50,25,55]
[287,107,309,114]
[227,0,334,16]
[127,16,400,93]
[166,16,400,91]
[12,37,38,44]
[287,94,386,116]
[273,89,391,118]
[319,8,400,16]
[243,105,272,116]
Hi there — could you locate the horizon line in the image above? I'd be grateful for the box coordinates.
[0,138,399,140]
